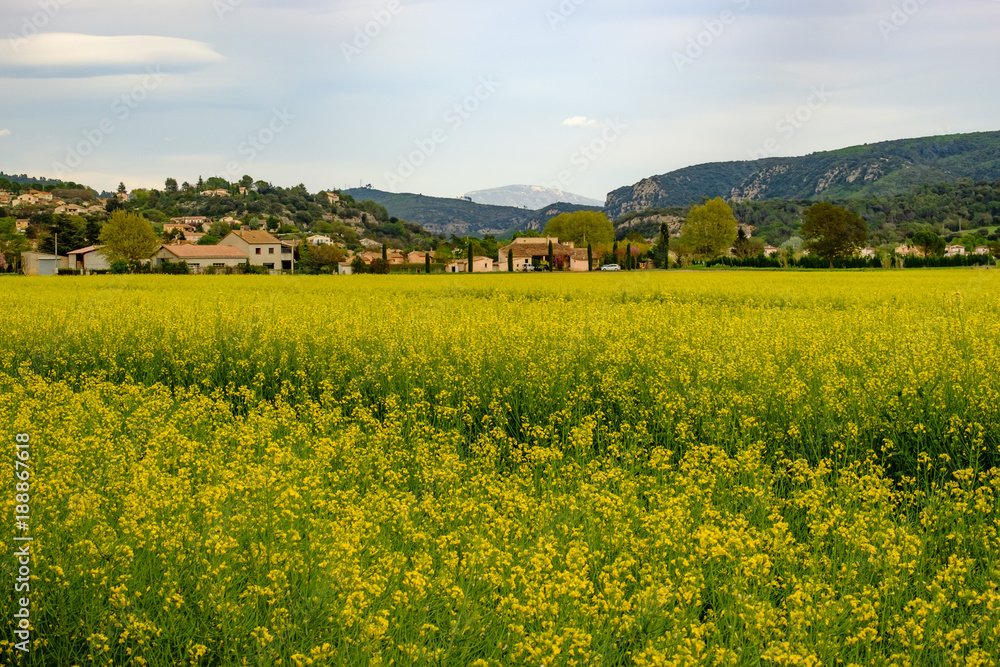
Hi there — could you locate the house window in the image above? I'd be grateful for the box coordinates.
[282,247,291,254]
[269,248,275,254]
[255,248,262,255]
[263,263,275,270]
[213,263,225,267]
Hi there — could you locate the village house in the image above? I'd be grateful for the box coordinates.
[67,246,111,274]
[975,246,991,255]
[406,250,431,264]
[307,235,332,245]
[170,216,209,230]
[14,194,38,206]
[322,191,341,205]
[497,237,592,272]
[201,188,230,197]
[895,245,921,257]
[945,245,967,257]
[763,245,781,257]
[163,223,197,235]
[54,204,86,215]
[860,247,877,259]
[15,219,29,232]
[155,245,248,273]
[447,256,494,273]
[21,251,69,276]
[219,228,289,272]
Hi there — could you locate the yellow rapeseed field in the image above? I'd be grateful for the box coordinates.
[2,271,1000,666]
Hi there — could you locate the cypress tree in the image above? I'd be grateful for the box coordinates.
[425,252,431,274]
[587,243,593,271]
[626,243,632,270]
[547,240,554,271]
[382,243,387,262]
[467,241,473,273]
[507,248,513,273]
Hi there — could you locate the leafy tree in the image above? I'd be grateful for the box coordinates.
[801,202,869,266]
[164,178,178,194]
[116,182,127,196]
[910,229,946,258]
[543,211,614,246]
[679,197,738,259]
[369,257,389,275]
[732,228,765,259]
[0,218,29,272]
[303,243,346,273]
[99,210,159,263]
[197,234,220,246]
[350,255,367,274]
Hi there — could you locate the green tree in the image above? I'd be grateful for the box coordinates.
[801,202,869,267]
[507,249,514,272]
[0,218,29,273]
[732,228,765,259]
[547,240,554,271]
[587,243,593,271]
[425,252,431,274]
[625,243,632,270]
[910,229,946,258]
[382,243,388,262]
[350,255,367,274]
[99,210,159,264]
[467,241,473,273]
[543,211,614,246]
[679,197,738,259]
[657,222,671,269]
[164,178,178,194]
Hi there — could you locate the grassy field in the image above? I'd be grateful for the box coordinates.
[2,272,1000,666]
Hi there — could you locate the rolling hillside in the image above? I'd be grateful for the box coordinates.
[605,131,1000,219]
[345,188,601,237]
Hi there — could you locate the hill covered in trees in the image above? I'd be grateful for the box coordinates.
[344,188,601,238]
[614,179,1000,249]
[606,131,1000,219]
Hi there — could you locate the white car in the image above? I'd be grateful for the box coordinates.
[600,264,621,272]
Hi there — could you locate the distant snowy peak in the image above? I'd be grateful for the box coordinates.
[460,185,604,210]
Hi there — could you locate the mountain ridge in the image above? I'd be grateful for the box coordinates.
[605,131,1000,219]
[460,185,604,209]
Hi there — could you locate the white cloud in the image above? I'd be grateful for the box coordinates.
[0,129,10,137]
[0,33,225,78]
[562,116,597,128]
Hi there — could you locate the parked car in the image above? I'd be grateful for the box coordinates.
[600,264,621,272]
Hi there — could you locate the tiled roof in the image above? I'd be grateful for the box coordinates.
[160,245,247,259]
[231,230,281,244]
[68,246,103,256]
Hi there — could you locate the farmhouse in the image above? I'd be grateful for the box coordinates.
[154,245,248,273]
[497,237,592,272]
[219,228,290,272]
[67,246,111,273]
[307,235,332,245]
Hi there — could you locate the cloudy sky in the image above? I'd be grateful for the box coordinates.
[0,0,997,201]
